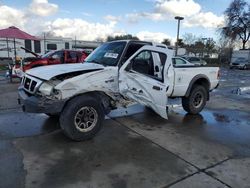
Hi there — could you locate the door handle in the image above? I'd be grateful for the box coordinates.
[105,79,114,83]
[138,90,143,94]
[152,86,161,90]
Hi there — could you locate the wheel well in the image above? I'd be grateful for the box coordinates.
[193,78,210,91]
[63,91,114,115]
[185,76,210,100]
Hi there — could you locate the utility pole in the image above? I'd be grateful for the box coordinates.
[75,36,77,50]
[175,16,184,56]
[13,38,16,62]
[43,32,46,54]
[6,38,9,58]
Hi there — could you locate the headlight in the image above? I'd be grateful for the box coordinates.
[39,82,54,96]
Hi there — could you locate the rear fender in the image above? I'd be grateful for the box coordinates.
[185,74,210,100]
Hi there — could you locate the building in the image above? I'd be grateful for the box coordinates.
[0,36,102,59]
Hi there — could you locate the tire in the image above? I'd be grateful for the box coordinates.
[182,85,208,114]
[59,95,104,141]
[9,69,12,83]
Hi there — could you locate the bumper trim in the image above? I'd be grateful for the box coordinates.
[18,88,66,114]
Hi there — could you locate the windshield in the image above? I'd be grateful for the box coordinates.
[41,51,55,58]
[84,41,126,66]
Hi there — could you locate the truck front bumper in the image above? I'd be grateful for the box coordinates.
[18,88,66,114]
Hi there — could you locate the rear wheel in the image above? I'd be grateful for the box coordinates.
[182,85,208,114]
[60,95,104,141]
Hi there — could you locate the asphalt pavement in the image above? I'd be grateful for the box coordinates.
[0,68,250,188]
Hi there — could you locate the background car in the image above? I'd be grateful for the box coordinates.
[230,57,250,70]
[6,49,89,81]
[21,49,88,72]
[182,56,207,66]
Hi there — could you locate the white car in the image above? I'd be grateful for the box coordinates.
[18,40,219,141]
[230,57,250,70]
[230,50,250,69]
[182,56,207,66]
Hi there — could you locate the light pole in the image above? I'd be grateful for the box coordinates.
[175,16,184,56]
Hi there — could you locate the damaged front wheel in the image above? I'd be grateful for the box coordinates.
[60,95,104,141]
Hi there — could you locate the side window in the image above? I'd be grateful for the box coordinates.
[152,52,167,80]
[172,58,187,66]
[34,40,41,53]
[130,50,154,76]
[69,51,77,59]
[121,43,148,64]
[65,42,70,49]
[47,44,57,50]
[189,57,199,61]
[66,51,78,63]
[159,53,167,65]
[134,50,151,61]
[51,51,63,59]
[24,40,32,53]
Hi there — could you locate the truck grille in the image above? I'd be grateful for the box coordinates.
[21,75,42,94]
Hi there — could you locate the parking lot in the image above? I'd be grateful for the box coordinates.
[0,68,250,188]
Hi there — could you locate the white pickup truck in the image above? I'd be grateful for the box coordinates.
[18,40,219,141]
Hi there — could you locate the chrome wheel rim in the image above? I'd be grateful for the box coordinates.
[193,92,203,108]
[74,107,98,132]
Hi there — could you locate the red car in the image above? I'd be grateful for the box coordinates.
[21,49,88,72]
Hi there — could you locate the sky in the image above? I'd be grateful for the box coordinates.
[0,0,232,44]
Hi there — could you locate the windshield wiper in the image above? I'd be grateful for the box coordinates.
[92,60,102,64]
[85,60,108,66]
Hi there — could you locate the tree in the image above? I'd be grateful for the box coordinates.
[220,0,250,49]
[193,41,205,57]
[177,39,185,48]
[161,38,171,46]
[182,33,197,45]
[204,38,216,57]
[106,34,139,42]
[217,38,234,63]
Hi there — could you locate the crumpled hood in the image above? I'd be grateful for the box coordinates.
[26,63,104,80]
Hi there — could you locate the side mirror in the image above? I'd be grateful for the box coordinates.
[125,60,133,71]
[155,65,159,72]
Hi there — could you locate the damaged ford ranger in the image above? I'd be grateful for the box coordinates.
[18,40,219,141]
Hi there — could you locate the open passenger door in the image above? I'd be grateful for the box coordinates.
[119,45,170,119]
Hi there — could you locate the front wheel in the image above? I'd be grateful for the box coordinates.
[60,95,104,141]
[182,85,208,114]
